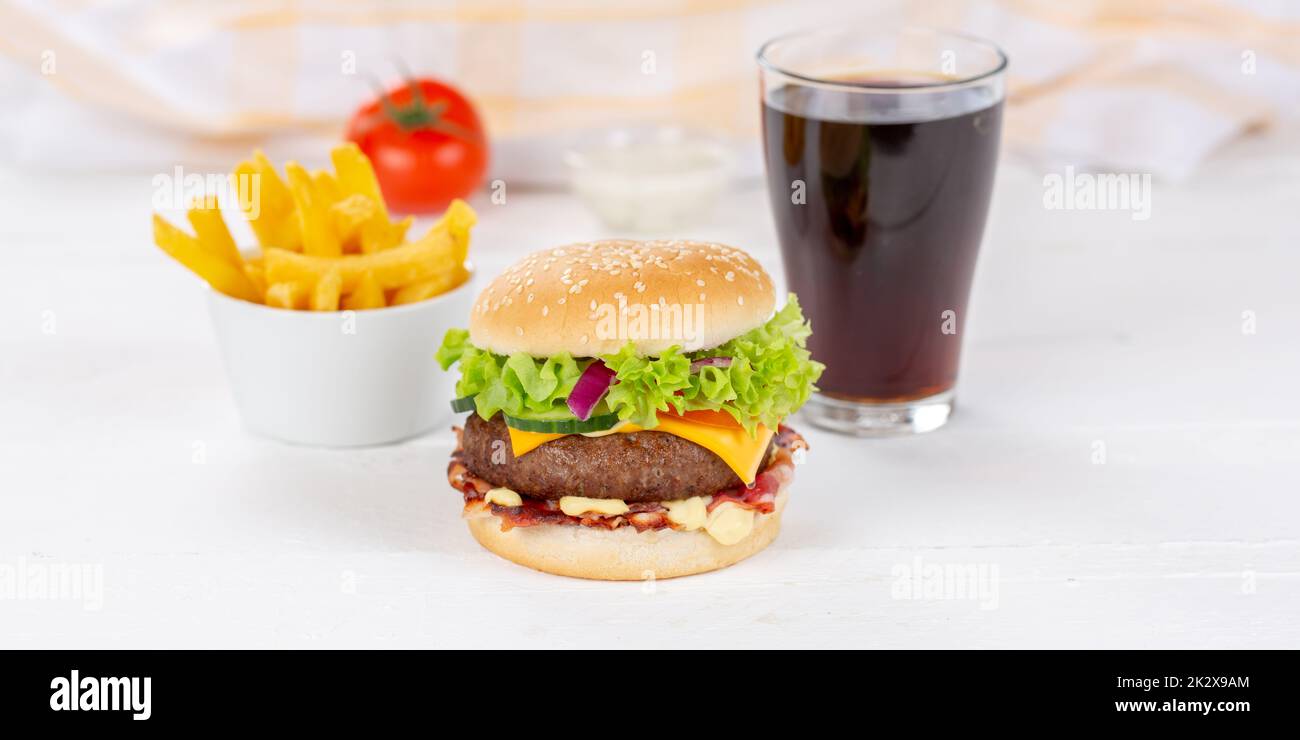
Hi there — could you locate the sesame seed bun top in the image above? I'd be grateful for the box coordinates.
[468,239,776,357]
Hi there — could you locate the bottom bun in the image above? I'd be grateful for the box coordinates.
[466,487,788,581]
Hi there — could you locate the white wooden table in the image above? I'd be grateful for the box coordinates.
[3,125,1298,649]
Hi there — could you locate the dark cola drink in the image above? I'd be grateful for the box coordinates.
[763,82,1002,400]
[759,29,1007,435]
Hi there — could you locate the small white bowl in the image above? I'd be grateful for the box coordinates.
[206,271,476,447]
[565,126,735,232]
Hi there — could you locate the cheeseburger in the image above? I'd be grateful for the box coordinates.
[437,239,823,579]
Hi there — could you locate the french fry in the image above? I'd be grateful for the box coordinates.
[331,194,412,254]
[414,198,475,289]
[186,195,244,268]
[152,215,261,303]
[243,258,267,299]
[358,214,411,254]
[342,271,385,310]
[311,269,342,311]
[233,152,301,252]
[312,170,343,205]
[285,162,342,257]
[444,201,474,287]
[253,151,294,209]
[330,194,377,252]
[430,198,477,266]
[389,272,461,305]
[264,225,460,293]
[331,142,389,221]
[265,281,309,309]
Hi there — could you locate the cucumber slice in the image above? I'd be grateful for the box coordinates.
[503,411,621,434]
[450,395,621,433]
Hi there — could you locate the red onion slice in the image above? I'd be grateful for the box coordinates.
[567,360,617,421]
[689,357,733,372]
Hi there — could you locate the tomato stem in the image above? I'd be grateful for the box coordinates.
[377,80,480,142]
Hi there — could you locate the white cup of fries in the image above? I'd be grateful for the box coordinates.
[208,271,475,446]
[153,144,479,446]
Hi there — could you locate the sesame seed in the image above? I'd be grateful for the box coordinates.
[542,305,549,316]
[516,326,524,336]
[696,279,705,287]
[725,271,735,281]
[738,296,745,306]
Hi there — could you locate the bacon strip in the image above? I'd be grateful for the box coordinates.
[448,425,807,533]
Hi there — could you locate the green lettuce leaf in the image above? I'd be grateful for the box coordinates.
[434,294,825,435]
[600,343,692,426]
[601,294,824,433]
[435,328,583,421]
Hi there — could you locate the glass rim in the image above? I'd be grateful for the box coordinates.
[756,25,1009,93]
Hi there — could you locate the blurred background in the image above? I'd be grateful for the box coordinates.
[2,0,1297,189]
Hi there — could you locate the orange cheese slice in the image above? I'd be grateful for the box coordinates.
[505,416,774,484]
[505,427,569,456]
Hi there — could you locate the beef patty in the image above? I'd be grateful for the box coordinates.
[460,413,773,502]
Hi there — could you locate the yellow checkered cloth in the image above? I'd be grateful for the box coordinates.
[1,0,1297,180]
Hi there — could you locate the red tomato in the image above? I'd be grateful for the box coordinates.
[345,78,488,214]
